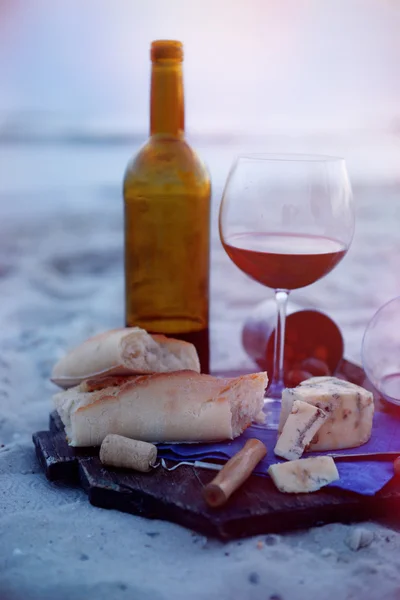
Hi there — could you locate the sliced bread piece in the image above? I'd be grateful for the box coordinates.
[53,370,268,447]
[51,327,200,389]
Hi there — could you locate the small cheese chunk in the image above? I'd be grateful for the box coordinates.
[268,456,339,493]
[274,400,327,460]
[279,377,374,452]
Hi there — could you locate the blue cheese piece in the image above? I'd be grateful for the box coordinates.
[268,456,339,493]
[274,400,327,460]
[279,377,374,452]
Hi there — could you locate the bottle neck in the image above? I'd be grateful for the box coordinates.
[150,62,185,138]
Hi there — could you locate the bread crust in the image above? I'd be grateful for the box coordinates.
[53,370,268,447]
[51,328,201,388]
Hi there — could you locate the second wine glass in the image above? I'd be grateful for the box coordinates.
[219,154,354,428]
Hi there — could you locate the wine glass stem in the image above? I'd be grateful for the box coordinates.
[269,289,290,398]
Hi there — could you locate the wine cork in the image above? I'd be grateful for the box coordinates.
[99,434,157,472]
[203,438,267,508]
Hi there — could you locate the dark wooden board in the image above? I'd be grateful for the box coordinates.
[33,360,400,540]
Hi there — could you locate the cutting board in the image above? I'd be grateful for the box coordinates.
[33,360,400,540]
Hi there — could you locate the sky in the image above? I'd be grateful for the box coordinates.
[0,0,399,135]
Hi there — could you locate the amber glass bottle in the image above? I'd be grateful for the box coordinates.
[123,40,211,371]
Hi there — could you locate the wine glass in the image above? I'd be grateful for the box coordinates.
[219,154,354,428]
[362,296,400,406]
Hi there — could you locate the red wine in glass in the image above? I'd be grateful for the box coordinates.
[222,232,347,290]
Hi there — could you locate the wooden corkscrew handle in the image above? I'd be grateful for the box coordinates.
[203,438,267,508]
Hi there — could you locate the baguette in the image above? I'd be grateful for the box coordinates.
[51,327,200,389]
[53,370,268,447]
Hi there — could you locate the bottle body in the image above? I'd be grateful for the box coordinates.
[124,41,211,371]
[124,136,210,337]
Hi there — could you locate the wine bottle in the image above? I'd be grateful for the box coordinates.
[123,40,211,372]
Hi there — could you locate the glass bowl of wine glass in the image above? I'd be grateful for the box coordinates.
[362,296,400,406]
[219,154,354,428]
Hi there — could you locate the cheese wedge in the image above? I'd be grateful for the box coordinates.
[268,456,339,493]
[279,377,374,452]
[274,400,327,460]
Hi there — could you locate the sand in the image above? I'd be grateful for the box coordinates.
[2,142,400,599]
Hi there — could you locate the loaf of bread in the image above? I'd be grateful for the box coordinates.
[53,370,268,447]
[51,327,200,389]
